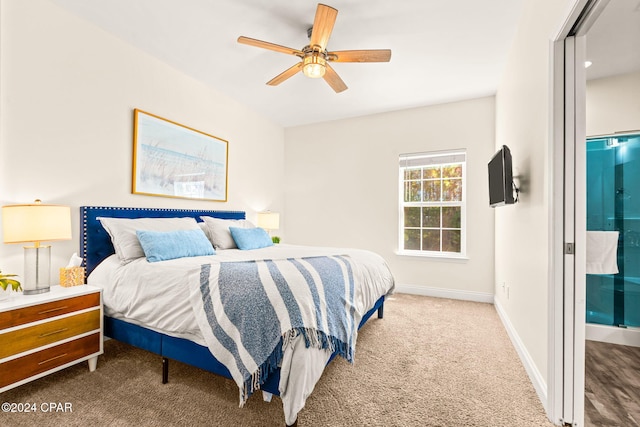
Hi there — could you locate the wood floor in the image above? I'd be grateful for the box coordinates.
[585,339,640,426]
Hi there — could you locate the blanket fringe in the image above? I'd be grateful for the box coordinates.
[240,327,354,405]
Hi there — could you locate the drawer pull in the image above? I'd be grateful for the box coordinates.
[38,353,68,365]
[38,328,69,338]
[37,306,68,315]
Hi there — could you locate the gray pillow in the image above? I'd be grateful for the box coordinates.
[200,216,255,250]
[98,217,200,264]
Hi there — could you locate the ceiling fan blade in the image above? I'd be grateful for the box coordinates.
[328,49,392,63]
[309,4,338,50]
[323,63,347,93]
[266,63,303,86]
[238,36,302,56]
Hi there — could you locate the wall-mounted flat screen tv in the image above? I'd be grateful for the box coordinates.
[488,145,515,207]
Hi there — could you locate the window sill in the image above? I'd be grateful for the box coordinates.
[395,250,469,261]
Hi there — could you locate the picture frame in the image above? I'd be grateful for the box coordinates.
[132,109,228,202]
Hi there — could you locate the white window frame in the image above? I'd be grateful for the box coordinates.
[398,149,467,259]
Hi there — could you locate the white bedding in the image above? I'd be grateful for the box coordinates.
[88,243,394,424]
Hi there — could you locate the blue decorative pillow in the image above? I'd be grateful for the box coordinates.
[136,228,215,262]
[229,227,274,250]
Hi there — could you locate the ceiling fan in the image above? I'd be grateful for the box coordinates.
[237,3,391,93]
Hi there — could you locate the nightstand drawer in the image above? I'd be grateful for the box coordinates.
[0,333,100,388]
[0,292,100,329]
[0,309,100,359]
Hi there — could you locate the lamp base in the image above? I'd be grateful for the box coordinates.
[23,286,50,295]
[23,245,52,295]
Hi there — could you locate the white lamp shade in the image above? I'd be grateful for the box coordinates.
[2,203,72,244]
[256,211,280,230]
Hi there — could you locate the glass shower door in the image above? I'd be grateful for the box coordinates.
[586,134,640,327]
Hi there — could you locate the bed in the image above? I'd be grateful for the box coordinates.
[80,206,394,426]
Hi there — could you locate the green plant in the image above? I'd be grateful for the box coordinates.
[0,270,22,292]
[272,236,281,244]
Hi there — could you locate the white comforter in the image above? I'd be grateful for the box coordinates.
[88,244,394,424]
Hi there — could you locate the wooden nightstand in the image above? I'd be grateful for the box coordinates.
[0,285,103,392]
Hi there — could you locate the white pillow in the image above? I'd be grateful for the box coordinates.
[98,217,200,264]
[200,216,255,250]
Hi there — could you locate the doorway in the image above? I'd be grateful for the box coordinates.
[553,0,640,425]
[582,1,640,424]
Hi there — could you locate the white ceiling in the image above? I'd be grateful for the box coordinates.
[50,0,527,127]
[46,0,640,127]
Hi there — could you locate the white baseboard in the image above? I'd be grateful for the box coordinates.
[494,298,548,415]
[586,323,640,347]
[394,283,494,303]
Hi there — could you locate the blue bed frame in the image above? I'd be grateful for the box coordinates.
[80,206,385,396]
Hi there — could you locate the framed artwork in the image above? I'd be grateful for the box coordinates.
[132,109,228,202]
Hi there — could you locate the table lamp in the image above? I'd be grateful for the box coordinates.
[2,200,72,295]
[257,211,280,236]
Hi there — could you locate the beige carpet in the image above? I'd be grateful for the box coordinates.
[1,294,553,426]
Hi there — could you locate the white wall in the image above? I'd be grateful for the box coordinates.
[586,70,640,137]
[284,97,496,297]
[0,0,285,278]
[494,0,574,405]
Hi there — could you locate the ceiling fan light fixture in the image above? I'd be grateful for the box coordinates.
[302,53,326,78]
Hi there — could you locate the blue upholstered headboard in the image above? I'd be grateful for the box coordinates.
[80,206,245,276]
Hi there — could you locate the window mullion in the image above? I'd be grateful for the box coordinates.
[419,167,423,251]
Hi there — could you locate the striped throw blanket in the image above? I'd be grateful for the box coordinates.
[191,255,358,405]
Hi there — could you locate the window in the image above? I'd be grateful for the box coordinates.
[399,150,466,257]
